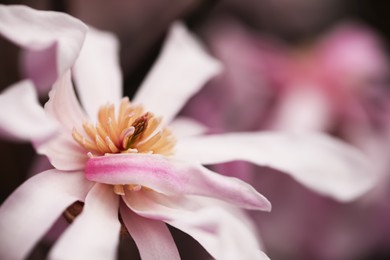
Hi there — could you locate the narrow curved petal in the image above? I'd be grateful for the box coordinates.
[123,191,268,260]
[0,4,87,91]
[37,132,88,171]
[169,117,208,138]
[0,169,92,260]
[176,132,376,201]
[49,184,121,260]
[0,80,57,141]
[44,70,86,132]
[134,22,222,124]
[120,202,180,260]
[85,153,270,210]
[73,27,122,119]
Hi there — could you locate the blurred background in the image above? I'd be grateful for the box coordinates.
[1,0,390,259]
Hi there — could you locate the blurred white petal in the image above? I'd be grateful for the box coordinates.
[0,80,57,141]
[0,4,87,91]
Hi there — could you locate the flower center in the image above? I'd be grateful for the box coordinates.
[72,97,175,157]
[72,97,176,195]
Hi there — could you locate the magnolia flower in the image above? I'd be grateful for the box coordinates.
[0,5,377,260]
[0,6,270,260]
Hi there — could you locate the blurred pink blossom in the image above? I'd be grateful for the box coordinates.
[182,17,390,259]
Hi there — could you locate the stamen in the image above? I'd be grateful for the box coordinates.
[136,131,163,152]
[107,117,119,145]
[113,185,125,195]
[123,148,138,153]
[96,122,108,138]
[95,134,110,153]
[105,136,119,153]
[127,184,142,192]
[82,120,97,140]
[72,128,100,152]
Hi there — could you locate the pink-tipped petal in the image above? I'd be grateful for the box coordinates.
[123,191,268,260]
[37,133,88,171]
[120,202,180,260]
[73,27,122,119]
[85,153,270,211]
[0,169,92,260]
[134,22,222,124]
[44,70,86,132]
[176,132,376,202]
[0,4,87,91]
[0,80,57,141]
[49,183,121,260]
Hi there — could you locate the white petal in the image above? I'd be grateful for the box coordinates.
[169,116,208,138]
[134,22,222,124]
[176,132,376,201]
[44,70,86,132]
[120,203,180,260]
[0,4,87,91]
[38,132,88,171]
[123,191,268,260]
[49,184,121,260]
[0,170,92,260]
[73,27,122,119]
[0,80,57,142]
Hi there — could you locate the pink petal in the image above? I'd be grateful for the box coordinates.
[37,132,88,171]
[73,27,122,119]
[0,5,87,91]
[0,169,92,260]
[44,70,86,132]
[123,190,269,260]
[85,153,270,210]
[120,202,180,260]
[133,22,222,124]
[0,80,57,142]
[176,132,376,201]
[49,184,121,260]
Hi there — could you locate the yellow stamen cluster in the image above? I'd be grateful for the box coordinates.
[72,97,175,156]
[72,97,176,195]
